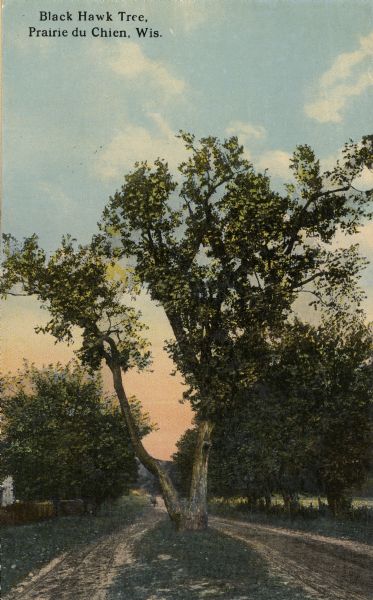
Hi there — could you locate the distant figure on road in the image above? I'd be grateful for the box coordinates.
[150,494,157,507]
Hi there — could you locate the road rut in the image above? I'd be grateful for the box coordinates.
[212,516,373,600]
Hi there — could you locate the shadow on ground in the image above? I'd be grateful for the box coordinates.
[1,495,147,595]
[108,521,312,599]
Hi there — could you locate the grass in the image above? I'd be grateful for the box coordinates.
[108,520,312,599]
[212,494,373,510]
[0,492,147,595]
[210,497,373,545]
[352,497,373,509]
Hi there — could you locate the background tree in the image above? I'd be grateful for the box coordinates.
[302,318,373,513]
[173,316,373,515]
[0,361,152,508]
[263,316,373,512]
[172,427,199,498]
[1,133,372,530]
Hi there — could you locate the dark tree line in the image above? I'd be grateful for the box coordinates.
[173,317,373,515]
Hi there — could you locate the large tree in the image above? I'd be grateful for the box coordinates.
[0,362,152,508]
[1,133,372,529]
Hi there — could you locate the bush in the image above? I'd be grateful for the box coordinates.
[0,362,153,506]
[58,499,85,516]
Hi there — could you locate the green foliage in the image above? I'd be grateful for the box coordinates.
[173,316,373,508]
[172,428,198,497]
[0,362,152,504]
[100,132,372,419]
[2,133,371,421]
[1,235,151,372]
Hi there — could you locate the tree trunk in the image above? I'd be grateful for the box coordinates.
[326,493,338,516]
[108,357,213,531]
[282,492,291,512]
[109,360,183,526]
[264,494,272,509]
[326,490,350,516]
[177,420,214,531]
[282,491,299,514]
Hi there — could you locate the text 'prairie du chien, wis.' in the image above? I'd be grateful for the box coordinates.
[28,10,162,38]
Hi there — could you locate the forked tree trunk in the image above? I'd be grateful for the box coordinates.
[108,356,213,531]
[177,420,214,531]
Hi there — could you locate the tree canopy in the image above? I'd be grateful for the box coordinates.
[0,361,152,506]
[99,132,372,419]
[173,315,373,513]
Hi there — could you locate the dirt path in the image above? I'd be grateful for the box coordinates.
[5,506,372,600]
[211,516,373,600]
[4,508,164,600]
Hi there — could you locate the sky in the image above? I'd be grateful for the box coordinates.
[2,0,373,458]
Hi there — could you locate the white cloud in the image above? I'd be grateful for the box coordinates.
[266,144,373,190]
[332,220,373,254]
[358,221,373,252]
[177,0,210,32]
[225,120,266,143]
[96,113,187,180]
[166,0,225,34]
[320,150,373,192]
[320,151,339,172]
[38,182,76,215]
[305,31,373,123]
[93,41,186,100]
[257,150,292,180]
[352,166,373,191]
[224,121,266,161]
[319,141,373,185]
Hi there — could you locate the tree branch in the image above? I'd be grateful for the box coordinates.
[292,271,325,290]
[285,185,350,255]
[103,338,182,520]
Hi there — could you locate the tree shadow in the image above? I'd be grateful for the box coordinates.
[108,521,311,599]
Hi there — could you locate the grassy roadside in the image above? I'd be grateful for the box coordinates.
[209,501,373,545]
[1,492,147,595]
[108,520,312,600]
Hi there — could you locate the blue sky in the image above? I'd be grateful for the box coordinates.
[4,1,373,244]
[2,0,373,456]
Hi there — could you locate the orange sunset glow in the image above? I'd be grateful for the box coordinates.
[1,296,193,460]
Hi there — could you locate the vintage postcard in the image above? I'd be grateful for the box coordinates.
[1,1,372,598]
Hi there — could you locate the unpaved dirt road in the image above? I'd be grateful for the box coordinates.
[4,509,163,600]
[5,507,372,600]
[211,516,373,600]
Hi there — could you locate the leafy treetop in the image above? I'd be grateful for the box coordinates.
[98,132,372,417]
[1,235,151,373]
